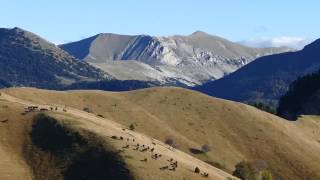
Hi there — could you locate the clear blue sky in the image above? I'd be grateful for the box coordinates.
[1,0,319,46]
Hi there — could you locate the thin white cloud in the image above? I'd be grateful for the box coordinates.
[239,37,314,50]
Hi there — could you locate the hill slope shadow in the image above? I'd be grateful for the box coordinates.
[26,113,133,180]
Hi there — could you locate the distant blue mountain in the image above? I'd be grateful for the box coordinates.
[195,39,320,106]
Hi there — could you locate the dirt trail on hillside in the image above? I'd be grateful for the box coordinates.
[0,92,238,180]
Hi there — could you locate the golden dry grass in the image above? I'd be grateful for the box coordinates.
[0,101,33,180]
[1,87,320,179]
[0,88,237,180]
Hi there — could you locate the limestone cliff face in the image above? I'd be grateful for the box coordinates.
[61,31,291,86]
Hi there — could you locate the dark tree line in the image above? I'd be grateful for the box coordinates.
[277,70,320,120]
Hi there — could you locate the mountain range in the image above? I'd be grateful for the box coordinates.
[1,27,319,108]
[0,27,162,91]
[61,31,291,86]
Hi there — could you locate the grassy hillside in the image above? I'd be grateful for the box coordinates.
[0,27,107,89]
[0,101,33,180]
[0,88,237,180]
[1,87,320,179]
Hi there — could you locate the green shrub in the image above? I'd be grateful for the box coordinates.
[165,137,177,148]
[129,124,135,131]
[261,170,273,180]
[249,102,276,114]
[83,107,93,113]
[232,160,279,180]
[201,144,211,152]
[233,161,256,180]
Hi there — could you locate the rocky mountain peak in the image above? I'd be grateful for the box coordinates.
[190,31,210,37]
[61,32,292,86]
